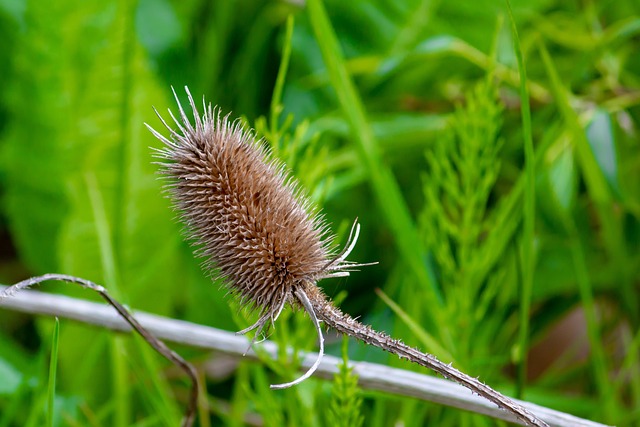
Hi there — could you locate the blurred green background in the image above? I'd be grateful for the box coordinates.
[0,0,639,426]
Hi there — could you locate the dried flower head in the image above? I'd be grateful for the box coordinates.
[145,87,549,426]
[146,87,367,387]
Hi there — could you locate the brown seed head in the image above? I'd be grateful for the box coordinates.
[143,90,551,426]
[147,87,369,389]
[147,88,335,317]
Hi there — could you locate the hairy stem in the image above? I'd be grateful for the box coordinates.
[305,287,549,427]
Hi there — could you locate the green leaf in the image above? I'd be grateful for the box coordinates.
[1,0,82,273]
[586,109,620,197]
[306,0,443,308]
[537,135,577,225]
[506,0,536,397]
[0,358,22,395]
[46,318,59,427]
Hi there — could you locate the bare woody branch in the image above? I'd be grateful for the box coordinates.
[0,284,610,427]
[0,275,198,427]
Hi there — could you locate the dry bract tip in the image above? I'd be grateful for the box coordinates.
[145,86,370,388]
[146,86,549,427]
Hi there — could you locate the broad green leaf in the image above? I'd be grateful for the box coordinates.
[1,0,83,273]
[586,109,620,197]
[537,133,577,226]
[547,143,577,211]
[0,358,21,395]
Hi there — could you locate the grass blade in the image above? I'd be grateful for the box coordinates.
[505,0,536,398]
[306,0,442,306]
[270,15,294,136]
[537,41,635,319]
[538,40,619,424]
[375,288,455,364]
[46,318,60,427]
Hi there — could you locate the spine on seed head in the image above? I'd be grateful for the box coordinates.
[150,90,326,313]
[145,87,549,426]
[147,88,547,427]
[145,87,367,387]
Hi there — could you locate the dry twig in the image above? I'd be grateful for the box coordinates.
[0,275,199,427]
[0,284,611,427]
[147,87,549,426]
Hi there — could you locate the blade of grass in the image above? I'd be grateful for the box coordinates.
[130,334,182,426]
[537,42,636,321]
[505,0,536,399]
[270,15,294,138]
[85,173,129,427]
[25,391,47,427]
[560,213,617,423]
[110,333,129,427]
[306,0,443,308]
[536,41,618,423]
[388,0,439,55]
[113,0,135,274]
[85,173,122,297]
[227,364,250,427]
[197,370,211,427]
[46,318,60,427]
[375,289,455,364]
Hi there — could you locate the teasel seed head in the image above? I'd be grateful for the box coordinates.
[144,88,553,425]
[146,87,368,388]
[145,87,552,426]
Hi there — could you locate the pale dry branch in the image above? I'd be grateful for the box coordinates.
[0,276,198,427]
[0,285,610,427]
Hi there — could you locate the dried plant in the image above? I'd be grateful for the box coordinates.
[146,87,550,427]
[0,274,199,427]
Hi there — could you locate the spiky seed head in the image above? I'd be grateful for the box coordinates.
[147,87,373,390]
[146,88,334,317]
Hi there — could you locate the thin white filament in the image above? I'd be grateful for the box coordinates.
[323,219,359,271]
[319,219,378,280]
[237,298,287,356]
[270,288,325,390]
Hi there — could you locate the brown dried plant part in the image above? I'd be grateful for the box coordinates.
[0,274,199,427]
[146,87,549,427]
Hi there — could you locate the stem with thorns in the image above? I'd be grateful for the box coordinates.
[299,283,550,427]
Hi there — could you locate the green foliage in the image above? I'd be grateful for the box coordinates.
[420,82,504,290]
[46,318,59,427]
[417,81,508,370]
[1,0,639,426]
[327,338,364,427]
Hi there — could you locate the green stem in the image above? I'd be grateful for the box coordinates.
[270,15,294,139]
[46,318,60,427]
[562,214,617,423]
[306,0,443,306]
[506,0,536,399]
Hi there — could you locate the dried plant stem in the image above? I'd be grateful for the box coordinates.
[303,285,550,427]
[147,87,548,426]
[0,285,611,427]
[0,274,199,427]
